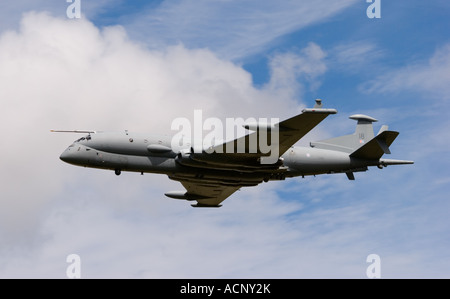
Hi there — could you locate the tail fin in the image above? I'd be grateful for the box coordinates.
[350,114,377,142]
[310,114,378,153]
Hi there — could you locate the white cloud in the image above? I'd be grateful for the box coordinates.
[125,0,359,60]
[361,43,450,100]
[1,9,448,279]
[330,41,384,73]
[265,42,327,99]
[0,0,120,31]
[3,174,444,278]
[0,12,329,277]
[357,42,450,160]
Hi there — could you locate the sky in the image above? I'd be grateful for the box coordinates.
[0,0,449,278]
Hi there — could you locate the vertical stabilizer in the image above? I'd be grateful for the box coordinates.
[349,114,377,143]
[310,114,378,153]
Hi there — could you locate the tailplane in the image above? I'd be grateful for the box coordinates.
[350,130,399,160]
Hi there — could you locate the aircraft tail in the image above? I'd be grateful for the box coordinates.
[311,114,401,160]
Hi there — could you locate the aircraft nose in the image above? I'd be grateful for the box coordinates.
[60,150,70,163]
[60,147,76,163]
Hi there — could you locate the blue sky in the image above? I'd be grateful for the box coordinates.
[0,0,449,278]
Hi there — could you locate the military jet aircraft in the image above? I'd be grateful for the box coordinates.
[54,100,413,207]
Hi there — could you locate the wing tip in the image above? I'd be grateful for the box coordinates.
[301,108,338,114]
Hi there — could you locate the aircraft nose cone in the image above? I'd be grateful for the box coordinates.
[60,150,70,162]
[60,148,75,163]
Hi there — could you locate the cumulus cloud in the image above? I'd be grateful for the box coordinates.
[0,12,333,277]
[2,9,444,279]
[0,0,359,59]
[266,42,327,99]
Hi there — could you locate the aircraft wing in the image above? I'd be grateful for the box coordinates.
[166,176,243,207]
[273,107,338,156]
[211,106,338,158]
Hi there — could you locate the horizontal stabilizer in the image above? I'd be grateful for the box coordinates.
[350,130,399,160]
